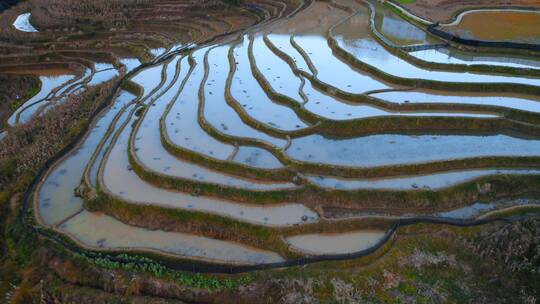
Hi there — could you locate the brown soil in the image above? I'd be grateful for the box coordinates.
[397,0,540,23]
[1,68,73,76]
[444,11,540,42]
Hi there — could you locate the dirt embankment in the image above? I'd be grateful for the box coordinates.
[397,0,540,23]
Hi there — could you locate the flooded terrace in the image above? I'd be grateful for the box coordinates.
[29,0,540,267]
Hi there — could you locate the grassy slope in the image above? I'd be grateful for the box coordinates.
[0,74,40,129]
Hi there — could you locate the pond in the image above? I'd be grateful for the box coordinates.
[13,12,38,32]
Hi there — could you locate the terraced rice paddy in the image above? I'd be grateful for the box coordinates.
[5,61,123,126]
[286,230,386,255]
[27,0,540,268]
[8,74,76,125]
[439,9,540,44]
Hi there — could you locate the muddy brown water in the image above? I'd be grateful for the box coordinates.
[441,10,540,44]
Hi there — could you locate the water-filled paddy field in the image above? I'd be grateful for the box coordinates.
[24,0,540,268]
[440,10,540,44]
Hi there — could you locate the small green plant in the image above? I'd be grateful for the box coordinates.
[73,252,253,292]
[395,0,416,4]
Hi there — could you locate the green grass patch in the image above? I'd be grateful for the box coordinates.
[8,82,41,113]
[74,252,252,292]
[395,0,416,4]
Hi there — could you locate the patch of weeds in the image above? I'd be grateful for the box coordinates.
[73,252,252,292]
[396,0,416,4]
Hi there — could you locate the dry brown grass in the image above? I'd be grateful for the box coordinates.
[465,218,540,274]
[30,0,150,30]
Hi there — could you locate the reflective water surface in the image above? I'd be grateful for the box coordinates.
[286,230,386,255]
[31,0,540,265]
[13,12,38,32]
